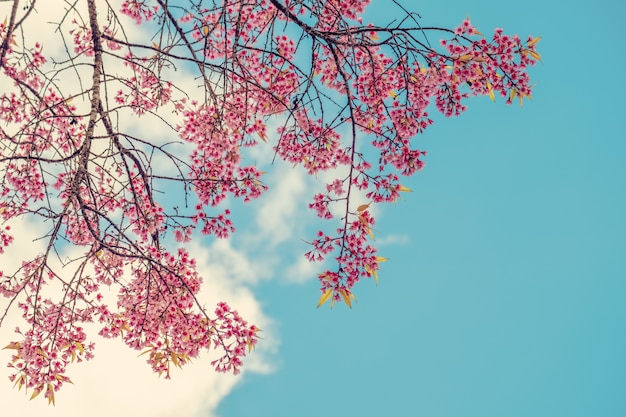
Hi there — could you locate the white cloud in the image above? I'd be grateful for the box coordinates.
[0,2,278,415]
[0,218,277,417]
[0,1,406,415]
[284,250,323,284]
[375,233,411,246]
[254,165,309,247]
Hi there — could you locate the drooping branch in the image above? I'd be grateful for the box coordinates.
[0,0,539,402]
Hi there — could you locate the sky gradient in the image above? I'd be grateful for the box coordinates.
[218,1,626,416]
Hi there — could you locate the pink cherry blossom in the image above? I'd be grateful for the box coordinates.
[0,0,538,401]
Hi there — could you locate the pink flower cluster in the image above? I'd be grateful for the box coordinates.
[97,249,258,377]
[120,0,159,25]
[0,0,539,399]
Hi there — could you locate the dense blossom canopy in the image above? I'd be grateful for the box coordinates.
[0,0,538,404]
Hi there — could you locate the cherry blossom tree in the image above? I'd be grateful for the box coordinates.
[0,0,539,404]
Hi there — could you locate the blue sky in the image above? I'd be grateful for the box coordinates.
[217,1,626,417]
[1,1,625,416]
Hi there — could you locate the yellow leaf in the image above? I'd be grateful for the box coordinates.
[13,375,25,389]
[3,342,21,350]
[458,54,472,62]
[75,342,84,354]
[388,91,398,99]
[398,185,412,193]
[527,36,541,47]
[171,352,180,368]
[318,272,331,282]
[339,289,352,308]
[365,224,375,240]
[257,131,267,143]
[528,50,541,61]
[47,383,55,406]
[370,32,379,41]
[36,347,48,359]
[509,88,517,102]
[30,386,43,400]
[316,288,333,308]
[473,29,483,36]
[152,42,159,49]
[376,256,389,263]
[202,26,209,36]
[356,203,370,213]
[373,269,379,285]
[138,348,152,357]
[486,82,495,102]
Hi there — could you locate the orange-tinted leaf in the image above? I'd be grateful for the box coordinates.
[13,375,25,389]
[35,347,48,359]
[138,348,152,357]
[171,352,180,368]
[527,36,541,47]
[356,203,370,212]
[316,288,333,308]
[47,383,55,406]
[30,385,43,400]
[3,342,21,350]
[339,289,352,308]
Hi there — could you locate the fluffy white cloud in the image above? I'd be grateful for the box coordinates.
[0,216,277,417]
[0,2,278,416]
